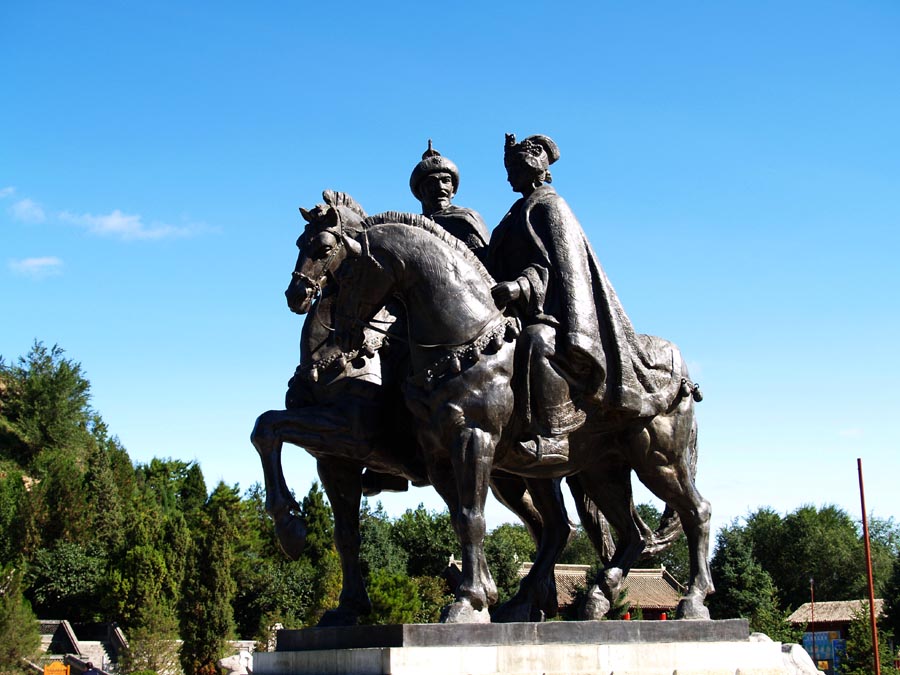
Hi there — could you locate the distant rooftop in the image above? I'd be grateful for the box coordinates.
[518,564,684,609]
[787,599,884,625]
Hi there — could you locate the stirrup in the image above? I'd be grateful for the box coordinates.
[517,435,569,465]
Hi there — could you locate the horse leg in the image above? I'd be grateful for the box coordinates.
[576,459,649,619]
[631,416,713,619]
[427,426,496,624]
[250,410,306,560]
[315,457,371,626]
[494,477,572,622]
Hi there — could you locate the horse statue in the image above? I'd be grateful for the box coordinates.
[252,192,593,624]
[331,218,713,622]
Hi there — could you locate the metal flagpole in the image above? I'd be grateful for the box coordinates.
[858,457,881,675]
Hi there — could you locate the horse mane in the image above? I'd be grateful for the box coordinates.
[322,190,367,218]
[361,211,494,287]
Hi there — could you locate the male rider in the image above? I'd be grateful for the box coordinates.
[409,140,490,256]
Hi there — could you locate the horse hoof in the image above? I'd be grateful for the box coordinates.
[582,585,611,620]
[317,608,360,627]
[492,597,544,623]
[275,515,307,561]
[676,596,710,620]
[441,601,491,624]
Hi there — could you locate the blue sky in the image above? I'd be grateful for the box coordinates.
[2,2,899,542]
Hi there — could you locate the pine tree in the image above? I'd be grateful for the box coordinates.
[179,483,238,675]
[838,602,900,675]
[0,565,40,674]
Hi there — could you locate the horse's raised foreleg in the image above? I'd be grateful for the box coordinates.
[315,457,371,626]
[251,410,306,560]
[493,477,572,622]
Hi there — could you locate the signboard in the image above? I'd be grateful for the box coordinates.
[802,631,840,660]
[44,663,70,675]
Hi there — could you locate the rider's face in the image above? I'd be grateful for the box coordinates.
[505,159,538,194]
[419,172,454,214]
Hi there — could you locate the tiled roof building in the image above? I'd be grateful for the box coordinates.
[517,564,684,619]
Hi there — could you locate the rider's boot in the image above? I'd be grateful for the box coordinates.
[517,434,570,464]
[361,469,409,497]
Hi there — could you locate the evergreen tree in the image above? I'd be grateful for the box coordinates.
[883,554,900,641]
[299,481,334,568]
[359,500,407,578]
[0,470,28,567]
[0,342,94,468]
[746,505,867,609]
[558,526,597,565]
[707,522,798,642]
[838,602,900,675]
[0,565,39,674]
[361,570,420,625]
[179,483,238,675]
[484,523,535,602]
[391,505,456,577]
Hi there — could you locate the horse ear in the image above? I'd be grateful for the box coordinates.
[325,207,340,228]
[342,233,362,258]
[299,207,312,222]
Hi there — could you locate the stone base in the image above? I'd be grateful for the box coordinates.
[253,620,818,675]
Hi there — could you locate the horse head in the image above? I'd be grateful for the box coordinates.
[333,230,394,353]
[286,190,367,314]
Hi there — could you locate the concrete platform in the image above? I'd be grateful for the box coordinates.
[253,620,818,675]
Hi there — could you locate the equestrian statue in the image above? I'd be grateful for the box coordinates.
[251,136,708,625]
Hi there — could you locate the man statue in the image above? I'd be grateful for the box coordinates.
[487,133,676,464]
[410,140,490,254]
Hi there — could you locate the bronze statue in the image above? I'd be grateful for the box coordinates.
[253,133,712,625]
[410,140,489,255]
[254,191,612,625]
[332,209,711,622]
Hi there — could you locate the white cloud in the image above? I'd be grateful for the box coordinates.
[839,428,864,439]
[59,209,209,241]
[9,256,63,278]
[0,186,15,199]
[10,198,46,223]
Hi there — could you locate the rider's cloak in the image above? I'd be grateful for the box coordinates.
[487,184,682,418]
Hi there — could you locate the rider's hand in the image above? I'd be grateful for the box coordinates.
[491,281,521,308]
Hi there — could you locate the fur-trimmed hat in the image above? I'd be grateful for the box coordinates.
[409,140,460,201]
[504,133,560,173]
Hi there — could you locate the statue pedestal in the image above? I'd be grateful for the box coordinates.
[253,619,818,675]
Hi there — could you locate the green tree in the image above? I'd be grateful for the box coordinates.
[391,505,457,577]
[411,575,453,624]
[882,554,900,643]
[707,522,798,642]
[0,565,40,674]
[28,541,107,621]
[179,483,239,675]
[0,343,94,468]
[359,500,408,578]
[838,602,900,675]
[118,598,180,675]
[558,526,596,565]
[0,470,28,567]
[746,505,866,609]
[362,570,420,625]
[485,523,535,602]
[299,482,334,568]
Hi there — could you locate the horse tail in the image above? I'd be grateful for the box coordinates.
[566,476,615,566]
